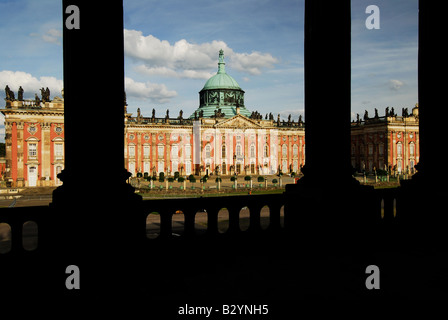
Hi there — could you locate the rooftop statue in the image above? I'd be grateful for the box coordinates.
[4,85,15,101]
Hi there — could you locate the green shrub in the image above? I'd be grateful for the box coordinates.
[376,169,388,176]
[244,175,251,181]
[230,176,237,182]
[168,177,174,183]
[215,177,222,183]
[257,176,265,182]
[178,177,185,183]
[272,178,278,184]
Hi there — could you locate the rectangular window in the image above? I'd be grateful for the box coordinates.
[172,145,178,159]
[185,161,191,175]
[397,144,402,156]
[185,145,191,159]
[158,145,164,159]
[143,145,150,158]
[28,143,37,158]
[129,145,135,157]
[55,143,63,160]
[378,144,384,156]
[143,161,150,174]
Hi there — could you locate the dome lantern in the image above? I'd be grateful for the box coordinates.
[189,50,252,119]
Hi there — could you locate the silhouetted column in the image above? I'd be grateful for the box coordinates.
[398,1,448,250]
[412,1,446,189]
[54,1,132,199]
[50,1,142,296]
[284,1,376,251]
[298,0,356,188]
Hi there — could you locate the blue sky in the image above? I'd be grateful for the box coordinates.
[0,0,418,141]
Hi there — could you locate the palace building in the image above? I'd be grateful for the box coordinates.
[351,105,420,174]
[1,50,306,187]
[1,50,420,187]
[1,87,64,187]
[124,50,305,179]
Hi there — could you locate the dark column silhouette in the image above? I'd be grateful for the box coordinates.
[50,1,142,295]
[399,1,448,249]
[298,1,356,187]
[411,2,445,189]
[284,1,375,253]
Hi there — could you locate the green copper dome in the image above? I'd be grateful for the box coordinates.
[189,50,251,119]
[202,73,241,90]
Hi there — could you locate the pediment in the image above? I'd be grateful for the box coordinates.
[215,115,262,128]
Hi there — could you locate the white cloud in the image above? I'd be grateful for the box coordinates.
[0,70,63,99]
[134,65,214,80]
[278,108,304,120]
[125,77,177,103]
[29,28,62,45]
[231,52,278,75]
[124,29,278,78]
[388,79,405,91]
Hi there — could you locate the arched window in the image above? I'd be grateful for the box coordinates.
[264,144,269,157]
[222,144,226,158]
[236,144,242,156]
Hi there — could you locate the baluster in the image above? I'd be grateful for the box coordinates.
[183,210,195,238]
[228,207,240,234]
[248,204,261,232]
[207,208,219,236]
[159,210,172,238]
